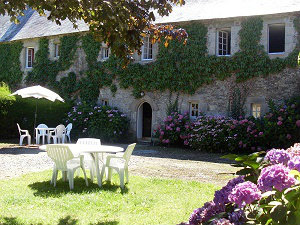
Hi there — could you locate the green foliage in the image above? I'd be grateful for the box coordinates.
[81,34,102,68]
[65,102,129,142]
[25,35,79,86]
[91,17,299,98]
[2,16,300,104]
[0,42,23,87]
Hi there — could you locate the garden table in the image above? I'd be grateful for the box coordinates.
[39,144,124,187]
[35,127,55,144]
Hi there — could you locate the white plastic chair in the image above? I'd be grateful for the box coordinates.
[100,143,136,189]
[36,124,48,145]
[17,123,31,146]
[48,124,66,144]
[65,123,72,143]
[46,144,88,190]
[76,138,101,180]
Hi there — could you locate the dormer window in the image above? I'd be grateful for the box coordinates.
[26,47,34,68]
[142,37,153,60]
[217,28,231,56]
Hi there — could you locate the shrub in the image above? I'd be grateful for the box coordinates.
[156,97,300,153]
[185,116,263,153]
[259,98,300,149]
[180,145,300,225]
[153,111,190,146]
[65,102,129,142]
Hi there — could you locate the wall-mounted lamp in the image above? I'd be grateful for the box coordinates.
[140,91,145,97]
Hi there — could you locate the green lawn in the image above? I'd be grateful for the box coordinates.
[0,171,218,225]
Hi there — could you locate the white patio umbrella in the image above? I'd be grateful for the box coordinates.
[11,85,65,136]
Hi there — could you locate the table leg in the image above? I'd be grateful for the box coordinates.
[94,153,102,187]
[35,131,38,145]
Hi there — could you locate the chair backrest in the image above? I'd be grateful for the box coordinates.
[37,124,48,135]
[46,145,74,170]
[123,143,136,164]
[16,123,21,136]
[55,124,66,138]
[76,138,101,145]
[66,123,72,135]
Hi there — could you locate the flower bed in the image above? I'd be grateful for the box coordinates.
[155,97,300,153]
[179,143,300,225]
[65,102,129,142]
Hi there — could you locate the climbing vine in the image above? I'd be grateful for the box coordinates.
[1,16,299,103]
[0,41,23,87]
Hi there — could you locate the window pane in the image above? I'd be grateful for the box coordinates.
[269,24,285,53]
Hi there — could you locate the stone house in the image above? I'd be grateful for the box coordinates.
[1,0,300,141]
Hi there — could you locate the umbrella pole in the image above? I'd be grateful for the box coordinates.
[33,100,37,140]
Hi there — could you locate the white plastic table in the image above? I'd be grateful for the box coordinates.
[40,144,124,187]
[35,127,55,144]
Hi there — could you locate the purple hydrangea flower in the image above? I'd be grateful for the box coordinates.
[264,149,291,165]
[211,219,234,225]
[258,164,296,192]
[288,156,300,171]
[189,201,222,225]
[214,176,245,205]
[228,181,262,207]
[228,210,246,225]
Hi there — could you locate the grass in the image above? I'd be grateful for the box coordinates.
[0,170,219,225]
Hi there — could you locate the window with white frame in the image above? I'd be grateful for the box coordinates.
[101,99,109,106]
[102,47,110,60]
[142,37,153,60]
[268,24,285,54]
[217,28,231,56]
[54,44,60,58]
[189,102,199,119]
[251,103,261,118]
[26,47,34,68]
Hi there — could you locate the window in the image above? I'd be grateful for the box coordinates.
[189,102,199,119]
[268,24,285,53]
[251,103,261,118]
[217,28,231,56]
[142,37,153,60]
[101,99,109,106]
[26,47,34,68]
[54,44,60,57]
[102,47,109,60]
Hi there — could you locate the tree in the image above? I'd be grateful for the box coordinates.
[0,0,188,63]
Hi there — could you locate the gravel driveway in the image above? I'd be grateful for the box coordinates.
[0,143,239,186]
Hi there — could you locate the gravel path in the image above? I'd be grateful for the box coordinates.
[0,143,238,186]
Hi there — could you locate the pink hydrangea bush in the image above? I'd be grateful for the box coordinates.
[186,116,262,153]
[260,98,300,149]
[153,111,190,146]
[180,144,300,225]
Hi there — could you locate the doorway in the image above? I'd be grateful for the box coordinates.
[137,102,152,139]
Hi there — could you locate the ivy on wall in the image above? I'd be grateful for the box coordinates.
[0,16,299,103]
[0,42,23,87]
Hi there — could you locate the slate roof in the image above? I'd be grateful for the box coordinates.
[1,0,300,42]
[155,0,300,23]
